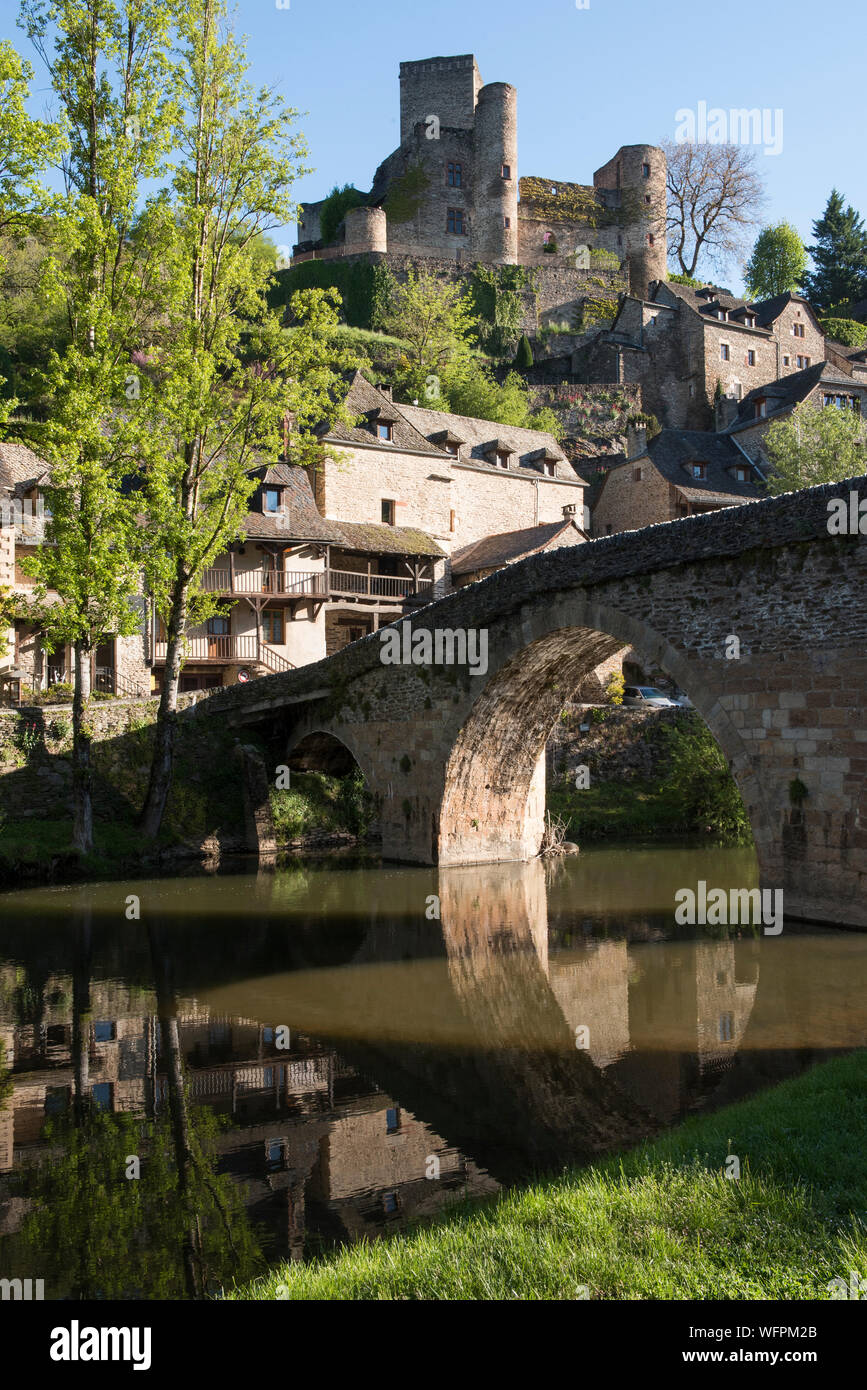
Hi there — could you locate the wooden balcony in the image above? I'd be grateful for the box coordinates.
[153,634,294,673]
[201,568,327,597]
[329,569,434,601]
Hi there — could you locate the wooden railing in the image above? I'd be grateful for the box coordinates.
[330,569,434,600]
[154,633,294,672]
[201,568,327,597]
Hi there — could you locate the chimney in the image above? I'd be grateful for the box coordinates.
[715,396,739,431]
[626,422,647,460]
[562,503,577,518]
[379,383,393,401]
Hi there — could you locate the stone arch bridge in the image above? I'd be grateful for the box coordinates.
[193,478,867,928]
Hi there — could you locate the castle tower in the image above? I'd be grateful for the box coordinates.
[594,144,667,296]
[399,55,482,143]
[472,83,519,265]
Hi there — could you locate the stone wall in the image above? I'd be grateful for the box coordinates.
[592,460,675,536]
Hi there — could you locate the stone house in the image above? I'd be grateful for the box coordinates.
[573,282,829,432]
[717,361,867,469]
[590,424,763,537]
[0,442,150,703]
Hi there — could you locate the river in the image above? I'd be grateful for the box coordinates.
[0,843,865,1297]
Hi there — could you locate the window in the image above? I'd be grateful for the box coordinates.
[45,1086,70,1116]
[267,1140,283,1166]
[450,509,456,533]
[543,461,556,477]
[644,194,651,204]
[264,488,280,513]
[720,343,730,362]
[745,316,756,328]
[691,463,706,480]
[503,216,511,228]
[381,498,396,525]
[377,422,393,441]
[495,451,510,469]
[502,164,511,179]
[824,393,862,412]
[92,1083,113,1111]
[783,355,790,366]
[446,207,465,235]
[754,398,767,419]
[633,467,644,482]
[642,162,651,178]
[647,233,655,246]
[444,441,459,456]
[383,1192,399,1215]
[793,322,805,338]
[447,162,462,187]
[719,1013,734,1042]
[797,355,811,369]
[734,466,750,482]
[386,1106,401,1135]
[605,524,612,534]
[207,615,230,637]
[262,609,284,645]
[94,1022,116,1043]
[746,350,756,366]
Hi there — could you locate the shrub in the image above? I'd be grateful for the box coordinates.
[514,333,534,369]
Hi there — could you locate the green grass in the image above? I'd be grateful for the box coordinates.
[0,817,152,882]
[230,1051,867,1301]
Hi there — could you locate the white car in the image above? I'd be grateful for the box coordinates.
[622,685,679,708]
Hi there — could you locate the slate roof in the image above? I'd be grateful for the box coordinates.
[657,281,766,324]
[331,520,445,557]
[243,464,345,543]
[322,372,448,456]
[451,519,585,576]
[399,402,586,482]
[750,291,818,328]
[724,362,867,433]
[0,441,50,493]
[645,430,764,501]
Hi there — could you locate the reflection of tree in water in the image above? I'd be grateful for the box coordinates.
[5,913,263,1300]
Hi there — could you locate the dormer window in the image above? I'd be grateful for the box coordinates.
[755,398,767,419]
[690,463,707,480]
[445,442,459,456]
[734,465,751,482]
[543,461,556,477]
[264,488,281,513]
[495,451,510,469]
[377,422,393,441]
[745,316,756,328]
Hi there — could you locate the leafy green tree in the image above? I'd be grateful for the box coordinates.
[661,717,752,845]
[820,316,867,348]
[378,264,479,403]
[514,333,534,369]
[744,222,807,301]
[137,0,355,838]
[17,0,176,853]
[763,402,866,493]
[319,184,366,246]
[0,40,64,247]
[605,671,625,706]
[802,191,867,311]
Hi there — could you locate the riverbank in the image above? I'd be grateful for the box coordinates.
[230,1050,867,1300]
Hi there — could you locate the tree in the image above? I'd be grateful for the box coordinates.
[763,402,866,493]
[137,0,355,840]
[17,0,176,853]
[318,184,366,246]
[379,264,478,403]
[0,40,64,247]
[802,190,867,311]
[744,222,807,301]
[663,140,766,278]
[514,333,534,369]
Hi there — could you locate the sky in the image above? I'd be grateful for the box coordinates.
[5,0,867,293]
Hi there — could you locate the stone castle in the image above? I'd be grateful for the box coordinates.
[294,53,666,303]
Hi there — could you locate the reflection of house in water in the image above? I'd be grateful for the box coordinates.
[0,974,492,1260]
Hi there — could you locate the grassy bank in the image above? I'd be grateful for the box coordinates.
[231,1051,867,1300]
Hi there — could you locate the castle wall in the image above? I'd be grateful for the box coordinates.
[399,54,482,143]
[472,83,518,264]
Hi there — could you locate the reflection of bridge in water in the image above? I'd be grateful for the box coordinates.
[1,857,866,1270]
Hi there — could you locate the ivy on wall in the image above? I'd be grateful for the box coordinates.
[469,263,537,357]
[383,164,430,225]
[269,261,391,331]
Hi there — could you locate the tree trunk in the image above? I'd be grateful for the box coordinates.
[71,642,93,854]
[139,579,189,839]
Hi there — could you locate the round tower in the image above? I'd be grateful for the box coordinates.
[613,144,667,296]
[344,206,388,256]
[472,82,518,264]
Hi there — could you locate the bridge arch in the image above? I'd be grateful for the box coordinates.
[438,596,773,869]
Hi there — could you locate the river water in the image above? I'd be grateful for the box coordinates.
[0,844,865,1297]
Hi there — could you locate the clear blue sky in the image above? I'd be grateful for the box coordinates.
[7,0,867,291]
